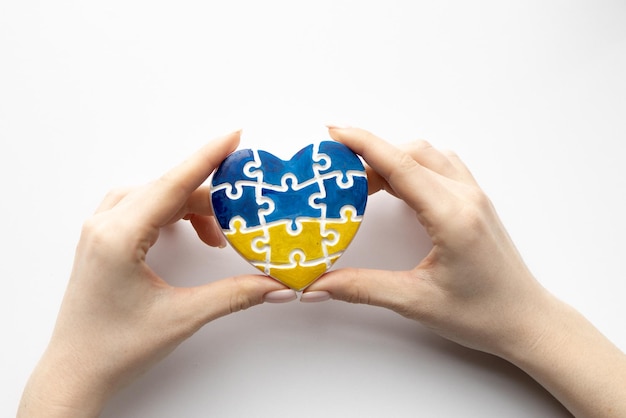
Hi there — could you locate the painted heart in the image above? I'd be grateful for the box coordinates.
[210,141,368,290]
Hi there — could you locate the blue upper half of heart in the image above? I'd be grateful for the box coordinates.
[210,141,368,230]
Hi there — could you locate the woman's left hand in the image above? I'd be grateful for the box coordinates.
[18,131,294,418]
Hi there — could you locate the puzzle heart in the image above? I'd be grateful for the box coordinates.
[210,141,368,290]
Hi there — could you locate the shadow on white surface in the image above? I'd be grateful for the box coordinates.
[3,2,625,417]
[101,193,571,417]
[101,305,571,417]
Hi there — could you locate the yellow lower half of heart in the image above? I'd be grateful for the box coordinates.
[224,211,362,290]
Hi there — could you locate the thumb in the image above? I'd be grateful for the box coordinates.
[172,275,294,329]
[302,267,425,317]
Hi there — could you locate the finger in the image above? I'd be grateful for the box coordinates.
[127,130,241,227]
[94,186,134,213]
[364,141,476,196]
[188,215,226,248]
[364,141,468,197]
[362,163,396,196]
[302,267,434,320]
[172,274,292,328]
[328,127,445,216]
[441,149,478,185]
[165,185,214,224]
[402,140,469,183]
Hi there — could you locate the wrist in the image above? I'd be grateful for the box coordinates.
[494,288,563,365]
[495,290,626,417]
[18,345,112,418]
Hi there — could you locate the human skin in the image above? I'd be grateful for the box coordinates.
[17,131,297,418]
[18,127,626,417]
[302,126,626,418]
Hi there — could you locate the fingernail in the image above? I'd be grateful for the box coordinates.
[300,290,331,303]
[213,226,227,249]
[326,123,352,130]
[225,128,243,135]
[264,289,297,303]
[208,220,228,248]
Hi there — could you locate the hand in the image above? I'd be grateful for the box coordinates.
[18,131,295,418]
[302,127,626,418]
[304,126,547,355]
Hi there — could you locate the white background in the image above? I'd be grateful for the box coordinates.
[2,1,625,416]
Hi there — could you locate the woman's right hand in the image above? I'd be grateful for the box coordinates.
[305,126,547,356]
[303,127,626,418]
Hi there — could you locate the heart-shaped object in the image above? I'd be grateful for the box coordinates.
[210,141,368,290]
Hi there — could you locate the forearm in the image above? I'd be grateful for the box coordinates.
[18,347,111,418]
[502,294,626,418]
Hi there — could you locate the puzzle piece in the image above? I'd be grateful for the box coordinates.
[251,209,363,289]
[212,185,268,230]
[261,178,323,229]
[315,175,368,219]
[253,147,318,185]
[210,141,368,290]
[212,149,259,184]
[261,220,326,264]
[223,218,269,264]
[314,141,366,179]
[263,253,332,291]
[321,207,363,257]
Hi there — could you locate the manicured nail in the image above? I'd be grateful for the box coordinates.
[325,123,352,130]
[226,128,243,135]
[217,234,227,248]
[264,289,297,303]
[208,219,228,248]
[300,290,331,303]
[213,226,227,248]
